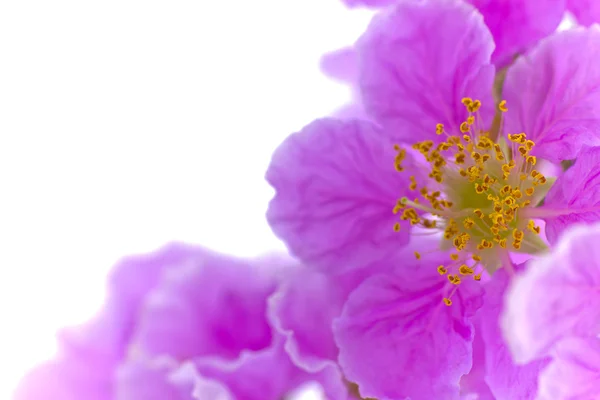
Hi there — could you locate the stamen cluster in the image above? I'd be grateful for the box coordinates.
[392,98,550,305]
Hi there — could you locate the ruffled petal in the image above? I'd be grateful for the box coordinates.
[333,260,483,400]
[542,146,600,244]
[266,118,416,273]
[568,0,600,26]
[503,27,600,162]
[114,357,196,400]
[357,0,495,143]
[479,268,548,399]
[469,0,565,67]
[502,223,600,363]
[536,338,600,400]
[458,317,495,400]
[128,251,279,361]
[190,338,308,400]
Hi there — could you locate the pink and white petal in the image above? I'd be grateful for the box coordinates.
[357,0,495,143]
[503,27,600,162]
[537,338,600,400]
[543,146,600,244]
[13,357,111,400]
[266,118,415,274]
[568,0,600,26]
[341,0,395,8]
[479,268,548,400]
[333,262,484,400]
[468,0,565,67]
[114,357,196,400]
[502,223,600,364]
[320,47,359,84]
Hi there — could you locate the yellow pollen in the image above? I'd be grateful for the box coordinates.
[414,251,421,260]
[499,100,508,112]
[443,298,453,306]
[437,265,448,275]
[459,265,474,275]
[460,123,470,133]
[393,222,401,232]
[474,274,482,281]
[450,253,459,261]
[436,123,444,135]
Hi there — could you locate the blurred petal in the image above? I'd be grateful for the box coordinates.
[13,356,111,400]
[503,27,600,162]
[333,261,483,400]
[568,0,600,26]
[115,357,195,400]
[543,146,600,244]
[358,0,495,142]
[479,268,548,399]
[266,118,415,273]
[190,338,308,400]
[128,250,280,361]
[319,47,358,84]
[502,223,600,363]
[469,0,565,67]
[341,0,395,8]
[537,338,600,400]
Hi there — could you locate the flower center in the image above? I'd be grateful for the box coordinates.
[393,98,551,305]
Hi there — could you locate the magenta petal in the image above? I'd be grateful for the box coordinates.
[114,358,195,400]
[333,262,483,400]
[502,223,600,364]
[503,27,600,162]
[128,251,278,362]
[469,0,565,67]
[537,338,600,400]
[568,0,600,26]
[266,118,415,273]
[269,268,345,372]
[190,338,308,400]
[543,146,600,244]
[479,268,548,400]
[320,47,358,84]
[357,0,495,143]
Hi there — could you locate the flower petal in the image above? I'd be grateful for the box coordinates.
[114,357,196,400]
[503,27,600,162]
[468,0,565,67]
[333,260,483,400]
[266,118,415,273]
[543,146,600,244]
[502,223,600,363]
[479,268,548,400]
[13,357,111,400]
[536,337,600,400]
[320,47,358,84]
[128,251,279,361]
[190,337,309,400]
[357,0,495,143]
[340,0,395,8]
[568,0,600,26]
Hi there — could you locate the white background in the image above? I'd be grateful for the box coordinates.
[0,1,372,398]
